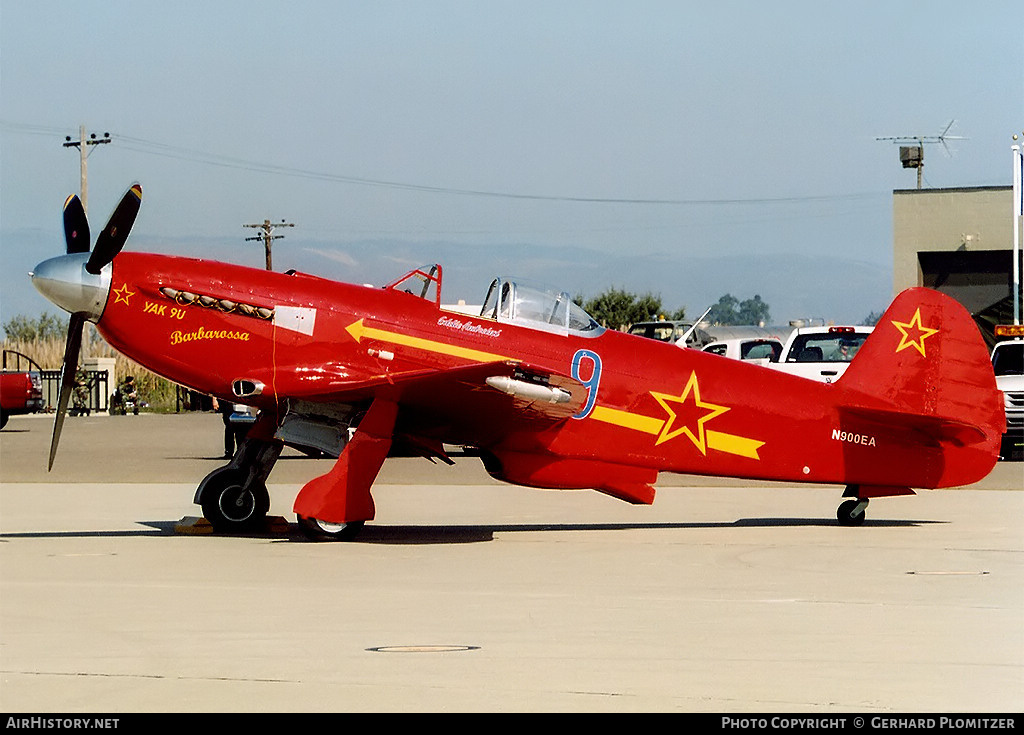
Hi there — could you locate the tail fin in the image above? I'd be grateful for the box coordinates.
[840,287,1004,464]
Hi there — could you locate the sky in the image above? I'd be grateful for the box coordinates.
[2,1,1022,330]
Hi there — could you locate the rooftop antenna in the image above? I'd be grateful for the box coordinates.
[876,120,965,189]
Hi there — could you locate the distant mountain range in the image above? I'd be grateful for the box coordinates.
[286,239,892,327]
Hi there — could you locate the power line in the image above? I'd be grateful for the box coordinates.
[5,120,883,207]
[114,133,879,206]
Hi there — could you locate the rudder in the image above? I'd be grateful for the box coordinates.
[840,287,1004,444]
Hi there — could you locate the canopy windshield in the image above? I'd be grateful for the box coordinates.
[479,278,602,336]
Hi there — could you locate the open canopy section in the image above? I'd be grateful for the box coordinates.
[385,264,442,307]
[479,277,602,336]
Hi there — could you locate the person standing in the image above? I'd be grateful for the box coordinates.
[212,397,237,459]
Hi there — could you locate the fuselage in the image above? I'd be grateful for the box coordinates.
[82,252,998,492]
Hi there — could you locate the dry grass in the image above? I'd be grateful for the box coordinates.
[2,325,179,410]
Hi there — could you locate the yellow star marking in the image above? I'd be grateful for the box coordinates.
[650,371,730,452]
[891,308,938,357]
[112,283,134,306]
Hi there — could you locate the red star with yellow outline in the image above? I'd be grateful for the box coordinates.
[650,371,729,453]
[112,283,135,306]
[891,307,938,357]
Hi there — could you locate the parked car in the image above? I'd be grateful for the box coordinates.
[0,370,44,429]
[701,330,785,365]
[991,326,1024,459]
[770,325,874,383]
[626,320,713,349]
[702,337,783,364]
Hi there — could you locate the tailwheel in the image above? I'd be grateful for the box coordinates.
[837,497,868,527]
[296,515,364,542]
[199,468,270,533]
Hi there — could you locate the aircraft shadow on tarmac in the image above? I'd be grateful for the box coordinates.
[0,517,944,545]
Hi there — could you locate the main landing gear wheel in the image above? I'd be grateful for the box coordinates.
[837,498,868,527]
[296,515,364,542]
[199,469,270,533]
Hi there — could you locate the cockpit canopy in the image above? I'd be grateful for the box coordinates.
[479,277,602,336]
[385,265,602,336]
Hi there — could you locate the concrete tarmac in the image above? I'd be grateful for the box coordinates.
[1,412,1021,713]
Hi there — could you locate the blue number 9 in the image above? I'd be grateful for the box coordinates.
[571,349,602,419]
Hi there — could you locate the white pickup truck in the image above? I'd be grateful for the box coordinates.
[770,325,874,383]
[701,336,784,364]
[991,327,1024,459]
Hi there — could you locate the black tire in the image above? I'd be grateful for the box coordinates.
[837,499,867,527]
[296,515,364,542]
[0,411,8,430]
[199,470,270,533]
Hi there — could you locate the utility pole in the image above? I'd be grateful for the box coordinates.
[244,219,294,271]
[1013,132,1023,326]
[63,125,111,214]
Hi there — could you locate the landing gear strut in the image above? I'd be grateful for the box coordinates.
[837,486,868,526]
[292,398,398,542]
[195,437,281,533]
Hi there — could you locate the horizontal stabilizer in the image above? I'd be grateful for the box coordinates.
[842,405,989,447]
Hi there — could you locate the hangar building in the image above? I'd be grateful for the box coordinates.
[892,185,1022,345]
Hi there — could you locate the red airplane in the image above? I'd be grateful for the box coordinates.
[31,185,1006,539]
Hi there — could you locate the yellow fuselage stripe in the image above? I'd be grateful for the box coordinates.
[349,320,764,460]
[590,406,763,460]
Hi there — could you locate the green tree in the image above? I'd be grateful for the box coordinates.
[706,294,739,325]
[2,312,65,341]
[736,294,771,326]
[576,288,664,330]
[705,293,772,326]
[860,310,883,326]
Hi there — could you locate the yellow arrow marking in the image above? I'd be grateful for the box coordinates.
[346,319,510,363]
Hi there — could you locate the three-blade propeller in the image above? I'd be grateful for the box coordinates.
[49,184,142,470]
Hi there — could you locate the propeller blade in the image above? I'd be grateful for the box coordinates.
[62,195,90,254]
[86,183,142,275]
[48,312,86,471]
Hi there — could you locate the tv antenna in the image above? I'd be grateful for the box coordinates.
[876,120,965,189]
